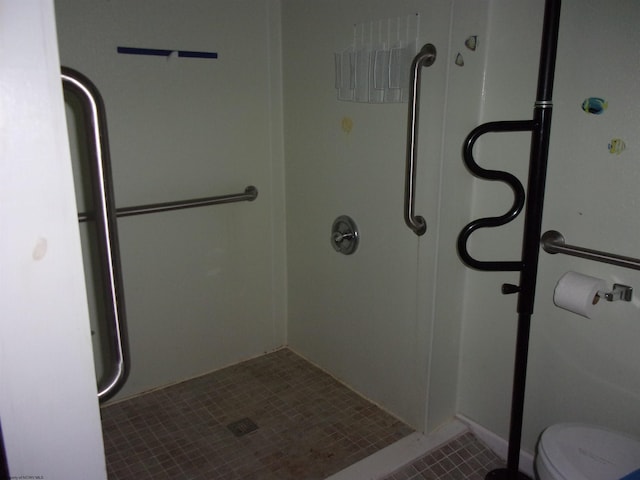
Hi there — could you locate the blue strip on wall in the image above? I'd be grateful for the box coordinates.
[117,47,173,57]
[178,50,218,59]
[117,46,218,59]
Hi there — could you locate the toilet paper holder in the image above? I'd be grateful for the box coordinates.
[598,284,633,302]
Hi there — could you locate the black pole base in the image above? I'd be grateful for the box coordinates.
[485,468,533,480]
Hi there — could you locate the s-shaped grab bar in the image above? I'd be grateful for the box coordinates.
[457,120,533,271]
[404,43,436,236]
[62,67,129,402]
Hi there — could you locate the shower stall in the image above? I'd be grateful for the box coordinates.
[54,0,522,459]
[56,0,492,474]
[56,0,486,433]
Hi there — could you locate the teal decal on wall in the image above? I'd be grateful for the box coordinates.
[581,97,608,114]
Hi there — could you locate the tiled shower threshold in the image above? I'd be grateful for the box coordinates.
[330,419,507,480]
[100,348,509,479]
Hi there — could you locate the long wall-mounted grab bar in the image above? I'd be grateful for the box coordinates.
[78,185,258,222]
[404,43,437,236]
[62,67,129,402]
[541,230,640,271]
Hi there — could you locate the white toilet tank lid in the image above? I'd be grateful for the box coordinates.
[539,423,640,480]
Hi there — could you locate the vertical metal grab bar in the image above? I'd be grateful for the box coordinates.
[62,67,129,402]
[404,43,437,236]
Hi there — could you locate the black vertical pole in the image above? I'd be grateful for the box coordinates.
[485,1,561,479]
[0,418,9,480]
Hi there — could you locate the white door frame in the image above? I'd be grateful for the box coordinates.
[0,1,107,478]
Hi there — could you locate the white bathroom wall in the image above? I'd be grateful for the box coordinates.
[283,0,429,430]
[457,0,640,454]
[281,0,489,430]
[55,0,287,400]
[283,0,445,429]
[422,0,491,433]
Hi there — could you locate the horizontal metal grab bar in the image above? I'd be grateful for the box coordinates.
[541,230,640,271]
[79,185,257,222]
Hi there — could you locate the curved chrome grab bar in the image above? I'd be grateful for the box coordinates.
[404,43,436,236]
[456,120,534,271]
[62,67,129,401]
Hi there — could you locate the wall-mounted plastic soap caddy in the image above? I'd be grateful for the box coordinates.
[335,14,420,103]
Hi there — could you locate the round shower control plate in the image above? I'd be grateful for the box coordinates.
[331,215,359,255]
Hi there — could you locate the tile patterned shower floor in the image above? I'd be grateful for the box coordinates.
[101,348,413,479]
[100,348,505,479]
[378,431,505,480]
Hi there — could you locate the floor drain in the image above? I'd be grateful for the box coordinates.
[227,417,259,437]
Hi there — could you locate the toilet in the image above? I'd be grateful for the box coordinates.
[536,423,640,480]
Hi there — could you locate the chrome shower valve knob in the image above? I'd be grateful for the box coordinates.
[331,215,359,255]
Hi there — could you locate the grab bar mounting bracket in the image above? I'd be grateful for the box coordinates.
[599,284,632,302]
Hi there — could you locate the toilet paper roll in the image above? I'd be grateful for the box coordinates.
[553,271,606,318]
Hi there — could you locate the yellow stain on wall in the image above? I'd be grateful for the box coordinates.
[608,138,626,155]
[341,116,353,134]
